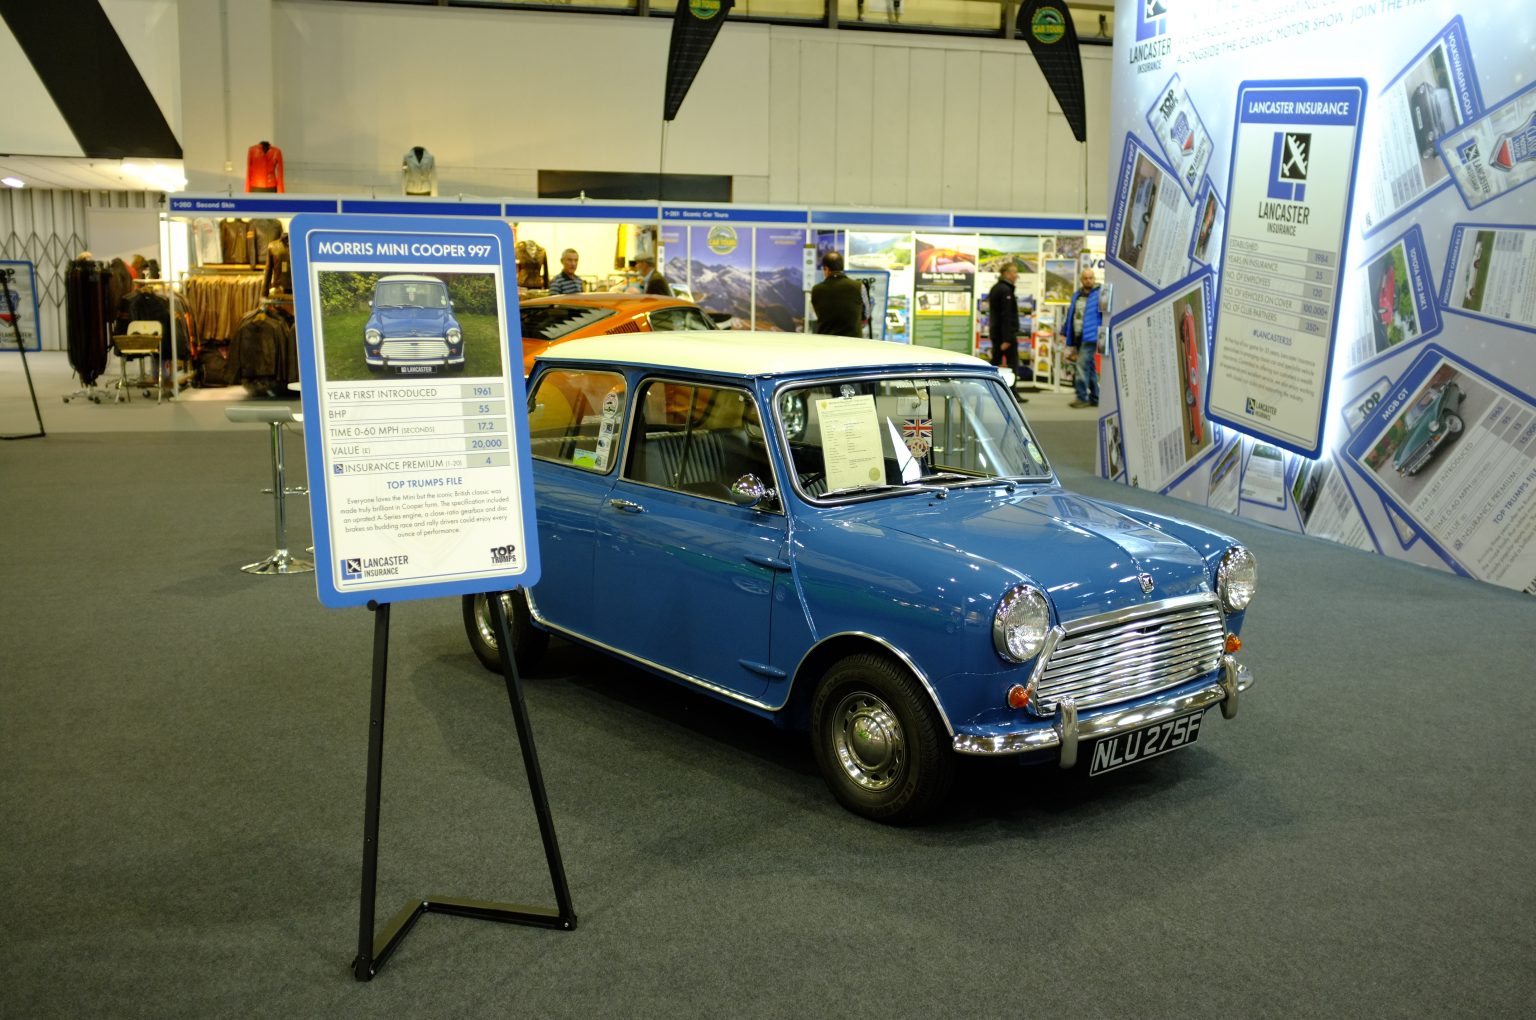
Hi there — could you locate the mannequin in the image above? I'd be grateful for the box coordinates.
[246,140,284,193]
[402,146,437,197]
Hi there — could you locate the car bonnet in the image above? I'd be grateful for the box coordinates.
[372,306,452,334]
[833,486,1213,620]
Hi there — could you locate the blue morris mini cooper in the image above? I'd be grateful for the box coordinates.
[465,333,1257,822]
[364,274,465,374]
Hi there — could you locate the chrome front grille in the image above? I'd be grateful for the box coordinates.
[1032,596,1226,714]
[381,338,449,361]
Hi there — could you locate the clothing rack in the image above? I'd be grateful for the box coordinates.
[181,270,267,345]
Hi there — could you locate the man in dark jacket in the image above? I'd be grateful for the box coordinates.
[810,252,865,336]
[634,255,671,296]
[988,263,1022,369]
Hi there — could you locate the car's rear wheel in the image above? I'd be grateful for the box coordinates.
[810,653,954,824]
[462,590,548,674]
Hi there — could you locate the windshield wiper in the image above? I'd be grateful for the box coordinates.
[822,481,947,499]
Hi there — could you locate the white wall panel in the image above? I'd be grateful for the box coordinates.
[768,39,802,204]
[906,48,945,208]
[869,47,911,208]
[940,50,980,209]
[975,51,1015,211]
[159,4,1112,214]
[833,43,875,206]
[100,0,183,139]
[796,39,839,204]
[1010,52,1050,211]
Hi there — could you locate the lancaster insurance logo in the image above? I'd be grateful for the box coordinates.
[1244,397,1278,421]
[1268,131,1310,201]
[1129,2,1171,73]
[339,554,410,581]
[1138,0,1168,40]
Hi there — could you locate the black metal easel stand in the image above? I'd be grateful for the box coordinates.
[1,272,45,441]
[353,597,576,982]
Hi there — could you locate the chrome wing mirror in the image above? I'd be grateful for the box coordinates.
[730,473,777,510]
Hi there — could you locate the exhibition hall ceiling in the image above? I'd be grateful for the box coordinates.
[0,156,184,193]
[317,0,1117,40]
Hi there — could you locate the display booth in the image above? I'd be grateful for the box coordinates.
[151,194,1107,399]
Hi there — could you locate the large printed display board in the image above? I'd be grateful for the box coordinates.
[290,215,539,608]
[1104,4,1535,596]
[1206,78,1366,456]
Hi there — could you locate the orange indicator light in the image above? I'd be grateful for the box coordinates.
[1225,634,1242,653]
[1007,684,1030,710]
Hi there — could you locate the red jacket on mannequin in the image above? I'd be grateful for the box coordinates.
[246,141,284,193]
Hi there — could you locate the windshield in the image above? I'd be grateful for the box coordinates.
[776,374,1051,500]
[375,280,448,308]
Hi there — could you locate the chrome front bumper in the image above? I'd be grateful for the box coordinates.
[952,655,1254,764]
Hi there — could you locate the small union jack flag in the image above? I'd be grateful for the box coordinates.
[901,417,933,457]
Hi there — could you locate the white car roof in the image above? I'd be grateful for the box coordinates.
[537,331,991,378]
[377,274,446,284]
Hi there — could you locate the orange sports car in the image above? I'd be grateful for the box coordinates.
[518,293,717,375]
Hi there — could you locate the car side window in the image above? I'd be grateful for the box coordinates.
[623,380,775,503]
[526,369,627,473]
[646,308,715,332]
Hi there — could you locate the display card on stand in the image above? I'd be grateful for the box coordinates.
[288,215,539,608]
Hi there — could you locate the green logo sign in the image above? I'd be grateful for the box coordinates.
[1031,6,1067,45]
[690,0,723,20]
[706,225,738,255]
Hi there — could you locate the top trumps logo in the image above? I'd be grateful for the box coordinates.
[1269,131,1310,201]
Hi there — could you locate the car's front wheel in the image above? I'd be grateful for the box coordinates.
[1444,412,1463,434]
[462,590,548,674]
[810,653,954,824]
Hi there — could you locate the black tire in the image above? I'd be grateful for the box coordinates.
[810,653,954,824]
[1444,412,1463,434]
[462,590,548,675]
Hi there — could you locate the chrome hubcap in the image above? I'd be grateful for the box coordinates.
[831,691,905,792]
[475,593,513,649]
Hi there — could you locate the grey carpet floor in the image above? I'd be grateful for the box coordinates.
[2,430,1533,1018]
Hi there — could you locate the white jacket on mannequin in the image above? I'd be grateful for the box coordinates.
[402,147,438,196]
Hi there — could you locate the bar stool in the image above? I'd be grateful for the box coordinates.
[226,404,314,575]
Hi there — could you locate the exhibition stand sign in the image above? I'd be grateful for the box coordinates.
[288,214,540,608]
[1206,78,1367,459]
[289,215,572,983]
[0,260,42,352]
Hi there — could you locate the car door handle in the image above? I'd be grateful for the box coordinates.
[608,498,646,514]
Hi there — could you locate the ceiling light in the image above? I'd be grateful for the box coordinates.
[1,177,23,188]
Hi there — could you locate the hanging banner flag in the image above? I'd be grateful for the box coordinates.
[1017,1,1087,143]
[663,0,735,122]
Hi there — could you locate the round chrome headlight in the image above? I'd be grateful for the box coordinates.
[365,328,382,345]
[447,327,462,343]
[1216,546,1258,612]
[993,584,1050,663]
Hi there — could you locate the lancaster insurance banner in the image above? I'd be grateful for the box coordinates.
[1102,3,1536,596]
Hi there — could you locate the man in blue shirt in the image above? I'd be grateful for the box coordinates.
[548,248,582,295]
[1063,267,1107,408]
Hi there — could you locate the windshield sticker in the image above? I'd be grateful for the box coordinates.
[900,417,934,458]
[817,394,884,492]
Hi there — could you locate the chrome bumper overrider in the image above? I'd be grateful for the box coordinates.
[952,656,1254,763]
